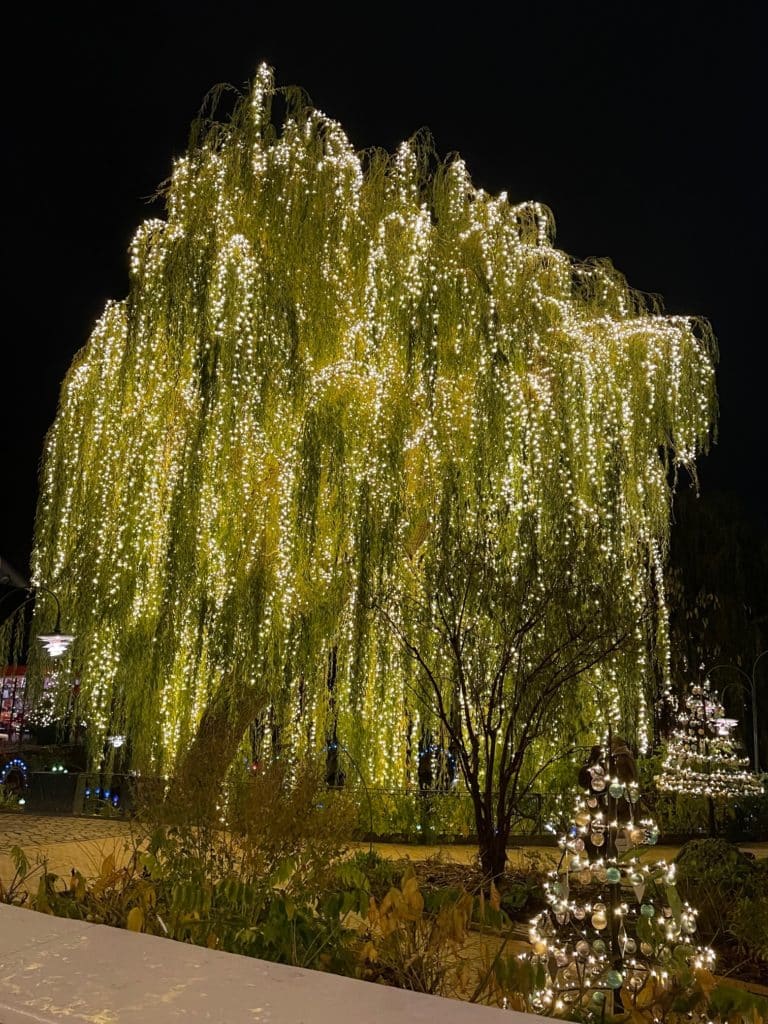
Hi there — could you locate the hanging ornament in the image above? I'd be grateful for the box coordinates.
[591,909,608,930]
[627,971,644,991]
[606,867,621,883]
[576,939,591,958]
[605,969,623,989]
[609,782,625,798]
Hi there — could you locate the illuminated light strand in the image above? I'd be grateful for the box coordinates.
[656,678,763,799]
[19,65,717,777]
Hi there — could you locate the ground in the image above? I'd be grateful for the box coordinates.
[2,813,766,889]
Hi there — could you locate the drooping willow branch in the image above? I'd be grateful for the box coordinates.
[22,64,716,778]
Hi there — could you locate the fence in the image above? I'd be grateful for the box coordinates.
[2,769,547,841]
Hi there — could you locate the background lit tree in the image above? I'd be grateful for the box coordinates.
[656,678,763,835]
[22,65,716,783]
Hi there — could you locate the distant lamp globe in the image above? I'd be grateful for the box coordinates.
[37,632,75,658]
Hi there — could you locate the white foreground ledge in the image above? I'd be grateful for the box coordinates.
[0,904,547,1023]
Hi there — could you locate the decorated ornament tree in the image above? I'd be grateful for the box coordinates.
[656,678,763,835]
[527,736,715,1020]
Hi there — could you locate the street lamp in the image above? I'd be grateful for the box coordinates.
[0,577,75,659]
[705,650,766,775]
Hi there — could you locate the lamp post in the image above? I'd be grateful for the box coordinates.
[0,577,75,658]
[705,651,766,775]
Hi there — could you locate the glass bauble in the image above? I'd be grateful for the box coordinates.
[640,941,653,955]
[576,939,590,958]
[623,937,637,954]
[606,969,623,989]
[591,910,608,930]
[573,906,586,919]
[591,831,605,847]
[609,782,625,798]
[579,870,592,885]
[606,867,621,883]
[640,904,655,917]
[592,939,606,956]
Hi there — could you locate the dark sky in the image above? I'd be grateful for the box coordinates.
[4,5,764,576]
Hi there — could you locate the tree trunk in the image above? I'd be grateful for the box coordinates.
[170,682,266,822]
[477,822,509,882]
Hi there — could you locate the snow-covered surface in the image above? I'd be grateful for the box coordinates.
[0,903,547,1022]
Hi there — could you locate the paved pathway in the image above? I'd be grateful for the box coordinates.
[0,813,131,851]
[1,813,765,888]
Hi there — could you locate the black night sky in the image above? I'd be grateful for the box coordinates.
[3,5,765,578]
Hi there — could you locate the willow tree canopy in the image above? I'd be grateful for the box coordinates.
[27,65,716,775]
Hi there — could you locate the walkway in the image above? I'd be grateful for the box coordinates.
[1,813,766,888]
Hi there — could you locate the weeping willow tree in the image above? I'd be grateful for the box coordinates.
[23,65,716,792]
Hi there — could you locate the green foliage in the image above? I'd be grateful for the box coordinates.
[675,840,768,963]
[0,845,34,904]
[0,783,23,813]
[23,63,716,784]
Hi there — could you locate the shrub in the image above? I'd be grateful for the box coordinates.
[675,838,768,963]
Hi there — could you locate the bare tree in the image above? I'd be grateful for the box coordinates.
[377,500,646,882]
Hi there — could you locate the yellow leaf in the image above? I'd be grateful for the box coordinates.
[126,907,144,932]
[633,979,657,1008]
[489,881,501,912]
[402,875,424,917]
[100,853,116,879]
[694,968,717,999]
[360,940,378,963]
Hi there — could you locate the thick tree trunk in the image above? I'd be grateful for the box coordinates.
[477,822,509,882]
[169,683,266,822]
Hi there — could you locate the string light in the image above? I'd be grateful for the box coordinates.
[656,678,763,798]
[527,744,714,1019]
[22,64,716,776]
